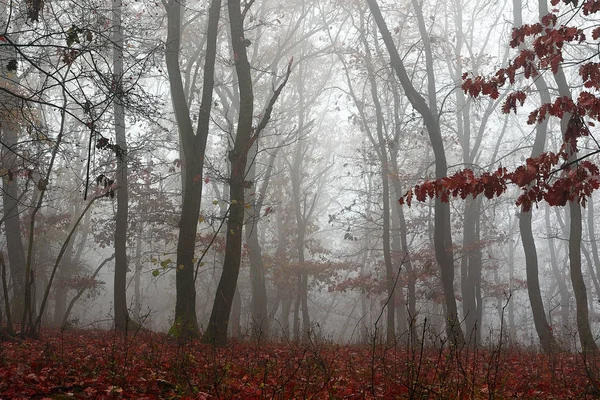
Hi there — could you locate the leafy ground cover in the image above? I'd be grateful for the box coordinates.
[0,328,599,399]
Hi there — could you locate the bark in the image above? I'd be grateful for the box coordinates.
[229,286,241,338]
[367,0,464,345]
[164,0,221,338]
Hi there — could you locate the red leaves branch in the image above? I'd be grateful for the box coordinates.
[399,150,600,210]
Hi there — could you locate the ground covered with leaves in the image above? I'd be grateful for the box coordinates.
[0,329,599,399]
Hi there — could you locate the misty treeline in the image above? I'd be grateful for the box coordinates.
[0,0,599,351]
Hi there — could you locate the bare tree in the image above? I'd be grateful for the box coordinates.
[367,0,465,345]
[163,0,222,338]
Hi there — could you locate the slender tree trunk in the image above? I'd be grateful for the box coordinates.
[134,223,143,321]
[520,212,557,351]
[0,31,26,322]
[568,201,597,350]
[388,75,416,323]
[245,144,269,341]
[357,11,397,345]
[203,0,254,346]
[553,18,597,350]
[545,207,570,335]
[1,126,26,321]
[507,217,517,343]
[512,0,558,352]
[293,273,301,340]
[52,225,76,327]
[367,0,464,345]
[203,1,290,345]
[112,0,130,331]
[245,144,278,341]
[588,198,600,282]
[281,294,292,340]
[290,65,310,342]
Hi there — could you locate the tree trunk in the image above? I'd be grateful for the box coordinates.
[545,207,570,336]
[229,286,241,338]
[512,0,557,352]
[388,77,416,329]
[164,0,221,338]
[133,223,143,321]
[367,0,464,345]
[520,211,557,352]
[281,293,292,340]
[353,11,397,345]
[569,201,597,350]
[552,13,597,349]
[112,0,131,331]
[203,0,254,346]
[0,31,26,322]
[1,127,26,322]
[588,198,600,283]
[290,64,310,342]
[52,229,75,327]
[245,142,270,341]
[203,0,290,346]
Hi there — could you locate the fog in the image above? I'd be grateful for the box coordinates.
[1,0,599,351]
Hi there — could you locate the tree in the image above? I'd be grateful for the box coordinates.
[367,0,465,345]
[163,0,221,338]
[0,9,27,321]
[112,0,131,332]
[203,0,292,346]
[400,0,600,351]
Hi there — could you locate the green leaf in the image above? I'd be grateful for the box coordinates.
[160,258,171,268]
[152,269,160,277]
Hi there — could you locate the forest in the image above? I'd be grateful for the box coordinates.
[2,0,600,398]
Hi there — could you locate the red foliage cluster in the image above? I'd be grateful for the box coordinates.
[400,144,600,211]
[331,275,385,295]
[403,1,600,210]
[0,329,596,399]
[58,276,104,291]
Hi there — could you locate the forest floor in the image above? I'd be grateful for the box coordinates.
[0,328,599,399]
